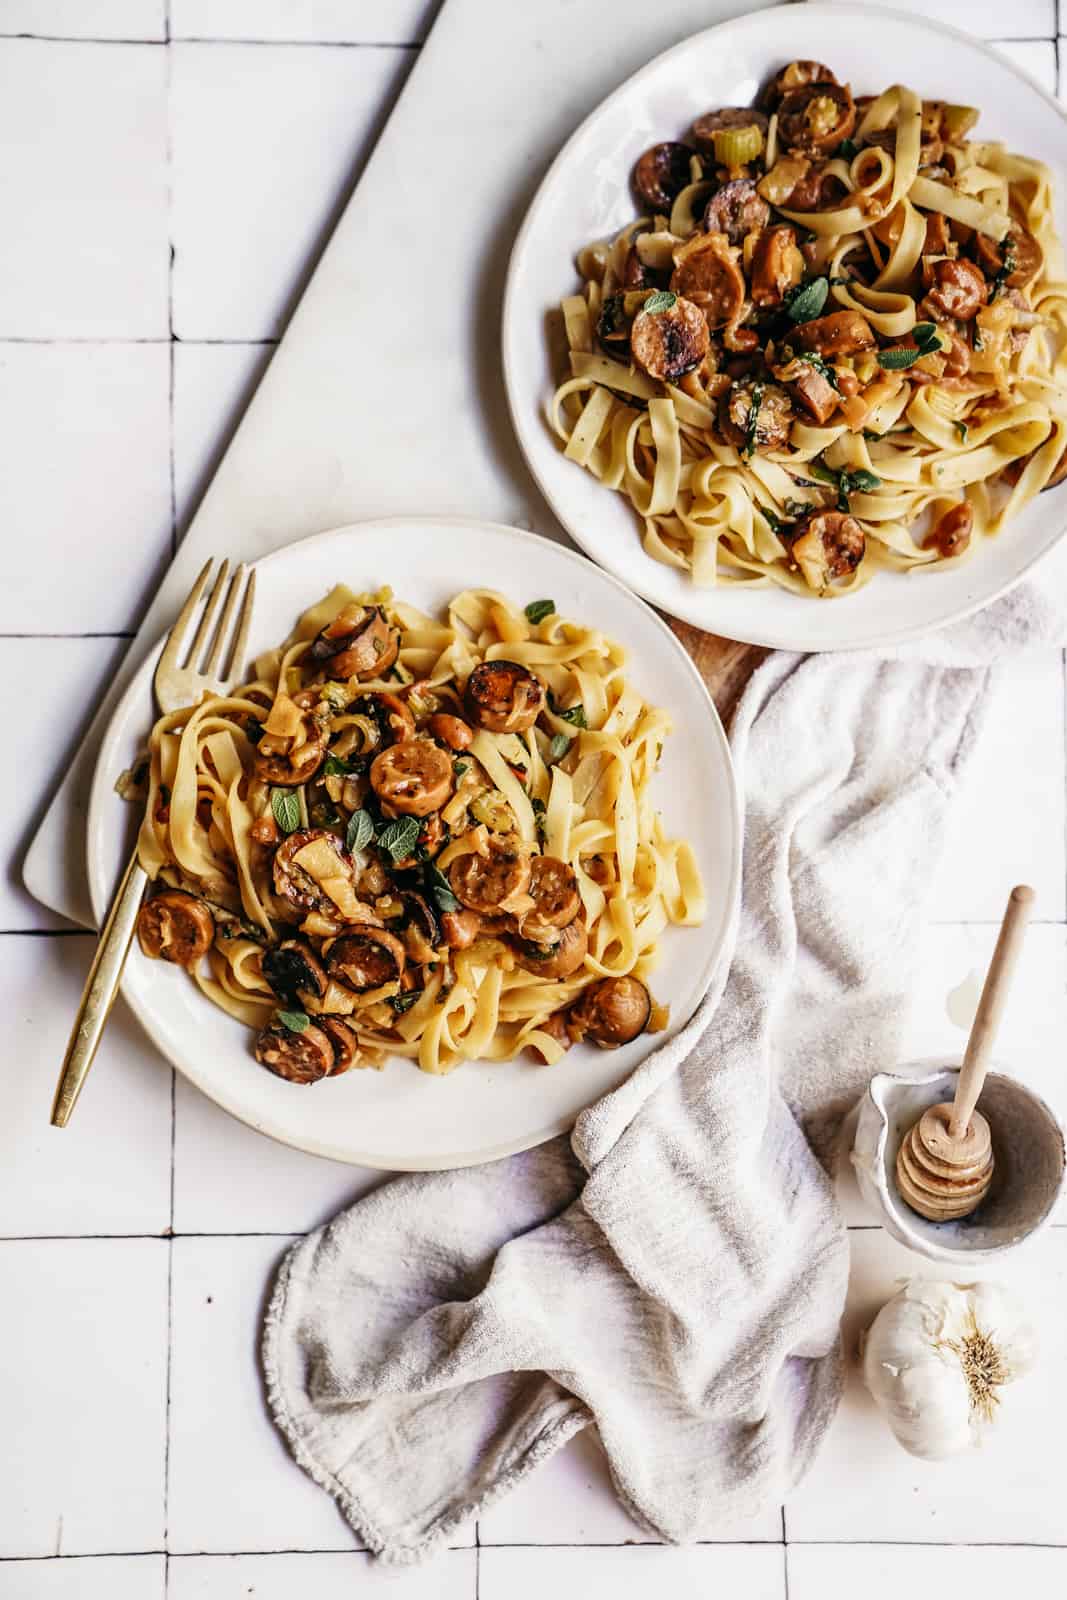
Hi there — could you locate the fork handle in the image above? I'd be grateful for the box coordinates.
[51,848,148,1128]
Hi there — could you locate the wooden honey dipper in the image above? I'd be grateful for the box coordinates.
[896,884,1034,1222]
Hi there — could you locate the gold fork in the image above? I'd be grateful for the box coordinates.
[50,559,257,1128]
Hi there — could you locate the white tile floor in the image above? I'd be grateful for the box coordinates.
[2,1,1067,1595]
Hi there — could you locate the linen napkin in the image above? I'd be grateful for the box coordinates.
[262,563,1067,1562]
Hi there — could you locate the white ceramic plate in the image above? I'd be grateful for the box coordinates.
[503,3,1067,651]
[87,518,740,1170]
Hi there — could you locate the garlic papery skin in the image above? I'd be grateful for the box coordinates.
[861,1280,1038,1460]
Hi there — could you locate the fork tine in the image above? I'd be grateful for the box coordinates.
[158,558,213,673]
[184,559,230,670]
[202,564,244,678]
[222,567,256,684]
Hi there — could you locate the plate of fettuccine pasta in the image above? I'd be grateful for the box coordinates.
[87,518,740,1170]
[503,5,1067,649]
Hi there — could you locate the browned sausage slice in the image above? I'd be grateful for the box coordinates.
[569,974,652,1046]
[356,690,415,744]
[255,1020,334,1084]
[974,226,1042,289]
[630,296,710,382]
[718,379,794,454]
[632,142,696,212]
[761,60,838,110]
[690,107,769,155]
[787,361,839,425]
[319,1016,361,1075]
[925,259,988,321]
[370,740,453,817]
[327,928,406,992]
[254,714,326,786]
[791,510,866,590]
[520,856,581,937]
[778,82,856,156]
[794,310,875,356]
[427,712,473,751]
[514,917,588,980]
[670,234,745,330]
[924,502,973,558]
[748,225,803,307]
[137,891,215,967]
[464,660,546,733]
[702,178,770,243]
[261,939,328,1003]
[310,604,400,680]
[440,908,484,949]
[449,837,532,914]
[273,829,358,918]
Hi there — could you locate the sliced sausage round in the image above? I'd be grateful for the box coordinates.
[690,107,769,155]
[748,224,802,307]
[427,712,473,750]
[319,1016,361,1075]
[255,1020,334,1084]
[358,690,415,744]
[791,510,866,590]
[449,837,532,915]
[520,856,581,937]
[464,660,546,733]
[925,258,988,322]
[261,939,328,1003]
[630,296,710,382]
[514,917,588,980]
[137,891,215,967]
[310,604,400,680]
[718,379,794,454]
[974,226,1042,289]
[761,59,838,110]
[569,974,652,1046]
[632,141,696,212]
[370,739,453,817]
[327,928,406,992]
[924,502,973,558]
[253,715,326,786]
[702,178,770,243]
[272,829,356,918]
[669,234,745,329]
[778,82,856,156]
[794,310,875,356]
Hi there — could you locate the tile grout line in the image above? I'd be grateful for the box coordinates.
[0,33,422,48]
[165,4,177,560]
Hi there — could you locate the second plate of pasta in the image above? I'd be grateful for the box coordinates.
[87,518,740,1170]
[503,4,1067,649]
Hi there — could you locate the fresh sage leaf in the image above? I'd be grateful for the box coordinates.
[277,1009,309,1035]
[843,468,881,495]
[270,787,301,835]
[376,816,421,862]
[524,599,556,625]
[786,276,829,324]
[389,991,422,1014]
[345,809,375,854]
[549,733,572,763]
[548,691,587,728]
[956,420,969,443]
[912,321,938,350]
[642,289,677,315]
[425,862,460,914]
[453,759,469,779]
[834,138,858,160]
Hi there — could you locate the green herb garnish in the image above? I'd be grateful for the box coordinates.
[530,795,547,842]
[549,733,572,763]
[344,809,375,853]
[956,420,969,443]
[425,861,460,914]
[807,459,881,511]
[277,1009,309,1035]
[990,236,1018,300]
[797,350,841,391]
[453,759,470,779]
[548,691,587,728]
[524,599,556,625]
[786,276,829,324]
[743,380,765,460]
[878,322,940,371]
[643,289,677,315]
[834,138,858,160]
[756,503,783,533]
[270,788,301,835]
[389,991,422,1014]
[376,816,421,863]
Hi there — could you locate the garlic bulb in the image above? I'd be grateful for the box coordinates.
[861,1279,1037,1460]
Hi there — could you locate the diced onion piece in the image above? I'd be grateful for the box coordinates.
[262,693,305,739]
